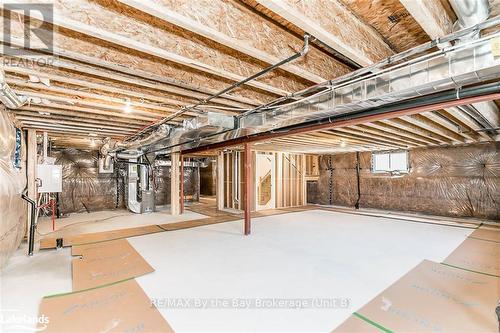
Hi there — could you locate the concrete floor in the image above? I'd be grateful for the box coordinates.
[1,209,472,332]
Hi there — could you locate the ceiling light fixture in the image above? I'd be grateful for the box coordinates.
[340,140,347,148]
[124,98,132,113]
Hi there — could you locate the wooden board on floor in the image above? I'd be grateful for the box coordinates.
[468,227,500,243]
[354,260,498,332]
[38,279,173,332]
[72,239,154,291]
[332,314,384,332]
[443,237,500,277]
[40,225,165,249]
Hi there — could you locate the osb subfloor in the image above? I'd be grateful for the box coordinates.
[1,209,476,332]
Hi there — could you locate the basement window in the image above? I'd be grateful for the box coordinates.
[371,150,409,174]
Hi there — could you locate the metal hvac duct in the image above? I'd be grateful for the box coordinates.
[0,69,27,109]
[449,0,499,129]
[450,0,490,29]
[108,18,500,156]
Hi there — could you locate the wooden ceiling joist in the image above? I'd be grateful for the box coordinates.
[1,43,257,109]
[441,108,493,141]
[253,0,394,66]
[9,4,290,97]
[399,0,454,39]
[14,111,144,127]
[116,0,325,84]
[21,122,130,137]
[4,65,201,111]
[8,79,195,119]
[16,116,138,133]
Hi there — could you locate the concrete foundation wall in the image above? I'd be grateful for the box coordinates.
[0,107,26,268]
[308,142,499,220]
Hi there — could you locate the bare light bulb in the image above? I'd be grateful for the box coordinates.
[124,99,132,113]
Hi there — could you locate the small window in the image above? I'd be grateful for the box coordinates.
[372,150,409,173]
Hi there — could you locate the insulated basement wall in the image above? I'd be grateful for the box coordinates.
[0,106,26,269]
[154,163,199,206]
[308,142,499,220]
[54,149,119,214]
[54,150,200,214]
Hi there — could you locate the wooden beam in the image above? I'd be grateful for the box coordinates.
[11,6,288,96]
[366,121,440,145]
[399,0,454,39]
[352,124,428,146]
[421,111,477,142]
[441,107,492,141]
[8,79,188,118]
[400,114,467,143]
[4,66,198,111]
[117,0,324,83]
[382,118,450,144]
[1,49,257,108]
[13,108,150,126]
[16,116,138,132]
[255,0,393,66]
[170,152,180,216]
[15,91,165,122]
[21,122,129,137]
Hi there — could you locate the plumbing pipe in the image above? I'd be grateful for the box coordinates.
[21,190,37,256]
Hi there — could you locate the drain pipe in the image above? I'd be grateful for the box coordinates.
[21,190,37,256]
[126,34,310,141]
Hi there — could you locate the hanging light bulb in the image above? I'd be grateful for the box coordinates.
[340,140,347,148]
[124,98,132,113]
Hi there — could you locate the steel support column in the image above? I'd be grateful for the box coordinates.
[244,143,252,235]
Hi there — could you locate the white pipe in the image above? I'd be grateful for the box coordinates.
[450,0,489,29]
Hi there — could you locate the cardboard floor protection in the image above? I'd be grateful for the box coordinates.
[72,239,154,291]
[443,237,500,276]
[38,278,173,332]
[354,260,498,333]
[332,314,385,332]
[468,227,500,242]
[40,224,164,249]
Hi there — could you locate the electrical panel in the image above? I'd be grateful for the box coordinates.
[37,164,62,193]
